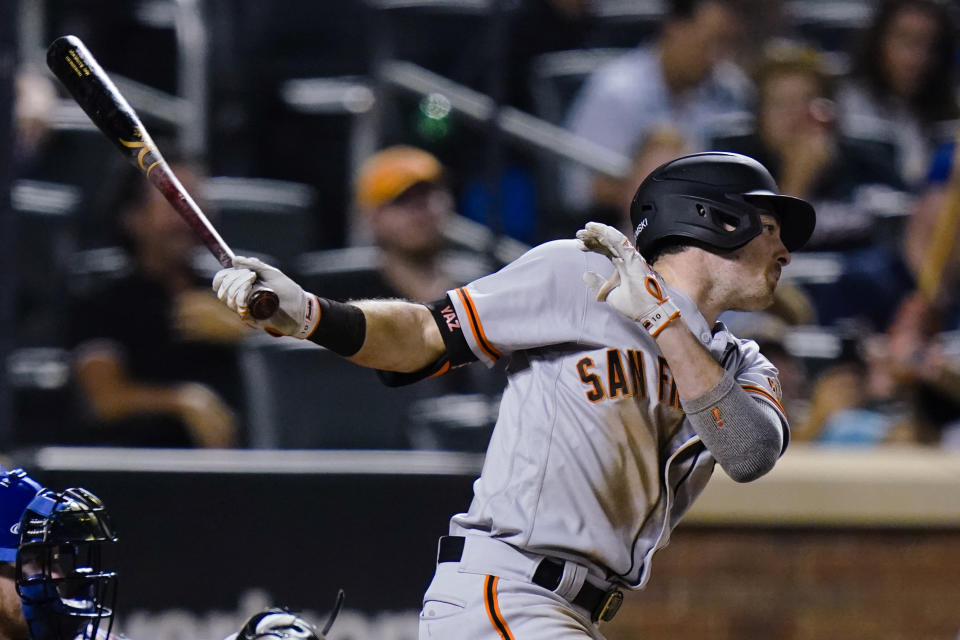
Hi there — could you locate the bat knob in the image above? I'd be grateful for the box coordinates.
[249,289,280,320]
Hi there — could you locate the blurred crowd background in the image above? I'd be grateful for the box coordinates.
[5,0,960,455]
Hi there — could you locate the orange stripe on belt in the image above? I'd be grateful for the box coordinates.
[742,384,787,417]
[484,575,515,640]
[456,287,501,362]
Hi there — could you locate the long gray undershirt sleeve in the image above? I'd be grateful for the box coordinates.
[681,371,784,482]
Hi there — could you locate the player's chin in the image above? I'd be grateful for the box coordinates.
[734,287,777,312]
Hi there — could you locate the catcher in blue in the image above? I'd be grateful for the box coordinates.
[0,468,119,640]
[213,151,816,639]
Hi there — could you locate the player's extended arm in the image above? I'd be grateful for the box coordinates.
[577,222,782,482]
[348,299,446,372]
[212,256,445,373]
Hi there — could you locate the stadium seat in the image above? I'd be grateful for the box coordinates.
[528,48,630,127]
[6,347,74,446]
[12,180,83,346]
[292,246,384,303]
[785,0,874,54]
[238,335,423,449]
[202,177,318,268]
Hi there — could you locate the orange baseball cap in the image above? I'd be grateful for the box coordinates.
[354,146,444,209]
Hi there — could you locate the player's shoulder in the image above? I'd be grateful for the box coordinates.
[514,238,612,272]
[719,329,777,372]
[516,238,580,262]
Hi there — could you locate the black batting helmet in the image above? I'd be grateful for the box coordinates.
[630,152,816,259]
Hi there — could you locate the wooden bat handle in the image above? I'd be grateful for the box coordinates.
[147,163,279,320]
[249,290,280,320]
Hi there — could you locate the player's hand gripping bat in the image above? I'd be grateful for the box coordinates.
[45,34,279,320]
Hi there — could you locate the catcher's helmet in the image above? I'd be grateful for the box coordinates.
[0,469,44,562]
[226,591,344,640]
[230,610,324,640]
[630,152,816,259]
[16,487,118,640]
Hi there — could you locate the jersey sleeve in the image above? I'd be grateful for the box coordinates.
[729,338,790,451]
[447,240,592,367]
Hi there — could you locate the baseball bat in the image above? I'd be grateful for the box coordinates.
[45,35,279,320]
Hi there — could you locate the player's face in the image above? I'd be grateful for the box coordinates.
[0,565,29,640]
[710,214,790,311]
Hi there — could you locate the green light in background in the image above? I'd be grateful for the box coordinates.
[416,93,452,142]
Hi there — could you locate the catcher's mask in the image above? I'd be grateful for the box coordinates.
[15,487,118,640]
[630,151,816,259]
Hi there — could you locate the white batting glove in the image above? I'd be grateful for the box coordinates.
[212,256,320,339]
[576,222,681,337]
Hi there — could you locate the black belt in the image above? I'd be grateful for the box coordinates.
[437,535,623,622]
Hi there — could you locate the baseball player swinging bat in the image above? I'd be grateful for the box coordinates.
[46,34,279,320]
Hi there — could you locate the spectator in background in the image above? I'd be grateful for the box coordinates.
[67,159,247,448]
[339,146,507,447]
[561,0,752,214]
[713,42,906,249]
[587,127,690,235]
[902,141,960,321]
[794,293,960,446]
[836,0,959,191]
[713,42,913,330]
[340,145,491,303]
[13,66,57,173]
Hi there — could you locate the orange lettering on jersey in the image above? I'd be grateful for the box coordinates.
[606,349,629,398]
[576,357,605,402]
[440,304,460,332]
[575,349,684,409]
[657,356,681,410]
[627,350,647,400]
[657,356,671,404]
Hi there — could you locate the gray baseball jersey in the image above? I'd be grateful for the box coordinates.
[439,239,787,589]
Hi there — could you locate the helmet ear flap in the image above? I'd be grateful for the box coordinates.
[707,205,746,233]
